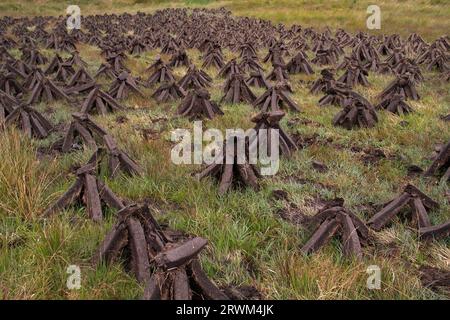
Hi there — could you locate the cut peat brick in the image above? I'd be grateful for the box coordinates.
[424,141,450,182]
[300,204,369,259]
[379,72,420,101]
[419,266,450,294]
[368,184,439,231]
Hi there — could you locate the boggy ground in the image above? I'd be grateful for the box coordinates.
[0,3,449,300]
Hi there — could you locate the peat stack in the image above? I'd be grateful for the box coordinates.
[129,38,147,56]
[80,86,124,115]
[93,203,227,299]
[249,110,297,157]
[0,47,14,61]
[161,37,180,55]
[146,63,175,87]
[67,51,88,68]
[263,46,286,65]
[367,184,439,231]
[425,49,449,73]
[266,63,289,82]
[253,83,300,112]
[220,73,256,104]
[145,56,164,73]
[239,56,264,73]
[393,58,424,83]
[286,51,314,75]
[0,72,24,98]
[108,71,144,100]
[3,103,52,139]
[24,67,46,90]
[67,67,95,87]
[168,49,190,68]
[177,88,223,120]
[21,48,48,66]
[53,62,76,83]
[239,43,258,60]
[151,81,186,103]
[89,135,142,178]
[0,90,18,121]
[424,141,449,182]
[376,62,393,75]
[379,72,420,101]
[95,63,118,80]
[45,33,77,52]
[178,65,212,90]
[27,73,72,104]
[332,97,378,129]
[317,80,351,107]
[385,48,405,68]
[61,112,108,152]
[375,93,414,115]
[43,161,124,222]
[106,51,128,73]
[417,47,449,71]
[246,70,270,89]
[337,62,370,87]
[196,136,261,195]
[300,203,369,259]
[7,59,32,79]
[218,58,242,78]
[310,69,335,94]
[202,46,225,70]
[311,49,336,66]
[44,53,64,75]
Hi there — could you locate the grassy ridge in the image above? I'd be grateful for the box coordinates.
[0,3,449,300]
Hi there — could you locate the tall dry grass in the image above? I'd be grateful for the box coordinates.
[0,129,59,219]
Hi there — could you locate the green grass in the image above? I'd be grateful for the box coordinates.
[0,1,449,300]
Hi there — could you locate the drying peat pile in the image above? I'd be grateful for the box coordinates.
[0,7,449,299]
[93,204,228,299]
